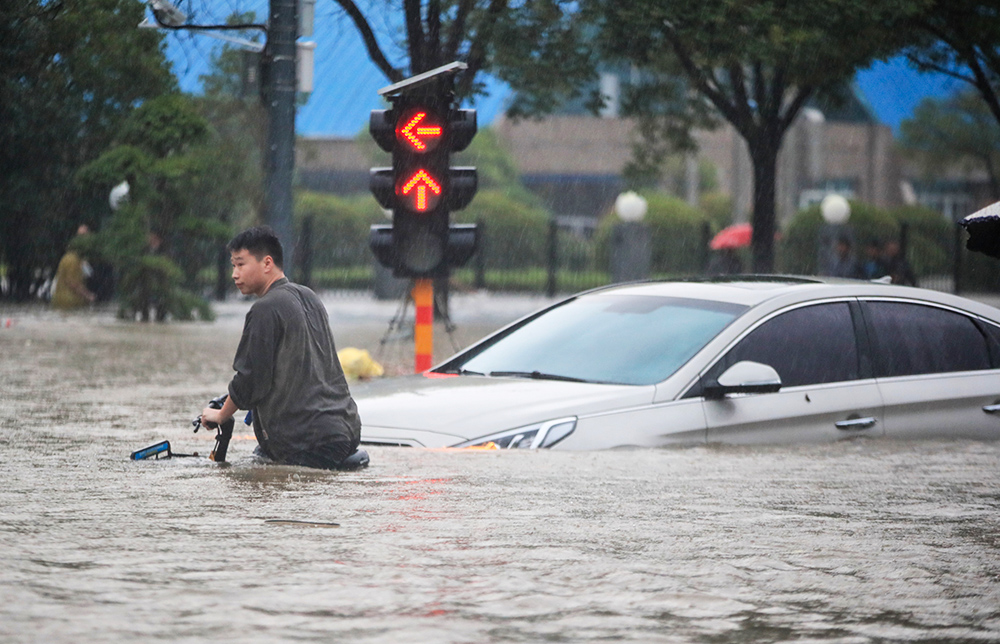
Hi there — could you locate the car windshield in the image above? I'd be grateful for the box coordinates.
[447,294,747,385]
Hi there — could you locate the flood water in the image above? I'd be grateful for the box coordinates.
[2,298,999,643]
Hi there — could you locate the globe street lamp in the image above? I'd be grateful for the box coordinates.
[611,191,651,283]
[819,194,853,276]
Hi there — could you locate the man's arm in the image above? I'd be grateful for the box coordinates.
[201,395,238,428]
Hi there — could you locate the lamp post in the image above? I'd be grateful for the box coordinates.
[611,191,651,283]
[819,194,852,276]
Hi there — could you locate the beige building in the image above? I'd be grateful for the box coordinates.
[492,111,903,226]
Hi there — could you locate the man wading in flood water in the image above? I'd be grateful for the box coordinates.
[198,226,364,469]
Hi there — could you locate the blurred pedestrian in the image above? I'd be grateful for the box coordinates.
[861,239,888,280]
[883,240,917,286]
[51,225,96,310]
[826,235,862,279]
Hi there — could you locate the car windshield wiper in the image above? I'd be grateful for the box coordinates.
[488,370,589,383]
[436,368,485,376]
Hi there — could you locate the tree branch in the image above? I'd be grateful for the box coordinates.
[332,0,402,82]
[445,0,475,60]
[726,63,756,135]
[660,24,744,131]
[457,0,507,96]
[778,85,814,135]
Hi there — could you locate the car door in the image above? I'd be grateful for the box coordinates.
[698,301,885,444]
[861,300,1000,440]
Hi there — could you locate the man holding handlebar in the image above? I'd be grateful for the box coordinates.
[199,226,362,469]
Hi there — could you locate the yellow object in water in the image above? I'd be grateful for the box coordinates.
[51,251,90,310]
[337,347,384,381]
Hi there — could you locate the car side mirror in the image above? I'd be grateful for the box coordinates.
[704,361,782,399]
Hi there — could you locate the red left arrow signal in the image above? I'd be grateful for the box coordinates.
[396,110,443,152]
[398,169,442,212]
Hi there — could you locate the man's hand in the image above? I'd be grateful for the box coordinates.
[200,395,239,429]
[200,407,228,428]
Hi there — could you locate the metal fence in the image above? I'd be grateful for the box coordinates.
[289,218,999,299]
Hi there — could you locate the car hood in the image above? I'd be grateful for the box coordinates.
[352,374,654,446]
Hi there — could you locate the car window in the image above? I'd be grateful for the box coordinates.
[715,302,860,388]
[449,295,747,386]
[981,322,1000,368]
[864,301,991,377]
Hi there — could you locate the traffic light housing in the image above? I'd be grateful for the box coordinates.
[368,89,478,278]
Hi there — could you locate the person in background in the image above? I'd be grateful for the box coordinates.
[883,240,918,286]
[51,225,95,310]
[861,239,888,280]
[827,235,862,279]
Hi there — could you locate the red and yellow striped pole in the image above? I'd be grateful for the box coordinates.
[412,278,434,372]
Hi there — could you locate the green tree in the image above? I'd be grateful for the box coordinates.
[902,1,1000,129]
[900,90,1000,201]
[0,0,175,300]
[334,0,599,114]
[591,0,925,272]
[76,94,233,321]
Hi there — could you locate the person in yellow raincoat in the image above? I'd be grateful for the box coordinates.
[52,226,96,310]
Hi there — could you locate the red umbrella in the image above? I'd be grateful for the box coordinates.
[709,223,752,250]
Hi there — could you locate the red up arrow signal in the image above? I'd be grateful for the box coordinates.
[397,110,443,152]
[398,169,442,212]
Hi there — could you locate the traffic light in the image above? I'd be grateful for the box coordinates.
[368,92,479,278]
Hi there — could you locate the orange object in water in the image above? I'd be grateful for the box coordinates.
[412,279,434,373]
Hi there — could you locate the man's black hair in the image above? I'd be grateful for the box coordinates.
[227,226,284,268]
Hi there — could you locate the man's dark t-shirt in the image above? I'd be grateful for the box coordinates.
[228,278,361,466]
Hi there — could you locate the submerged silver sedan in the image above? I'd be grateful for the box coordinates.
[353,278,1000,449]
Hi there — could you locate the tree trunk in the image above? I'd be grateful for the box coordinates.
[749,139,779,273]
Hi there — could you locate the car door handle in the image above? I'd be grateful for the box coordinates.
[983,404,1000,414]
[835,417,877,430]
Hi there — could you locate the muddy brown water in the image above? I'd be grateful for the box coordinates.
[1,298,999,643]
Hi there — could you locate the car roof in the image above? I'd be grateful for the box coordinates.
[581,275,1000,320]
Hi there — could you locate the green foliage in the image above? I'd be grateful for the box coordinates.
[0,0,175,299]
[453,190,552,269]
[75,94,234,321]
[781,201,899,275]
[700,191,734,230]
[294,192,386,268]
[595,193,710,274]
[889,205,952,276]
[452,267,611,293]
[900,90,1000,199]
[120,94,211,157]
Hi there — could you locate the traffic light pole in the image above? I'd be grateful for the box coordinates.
[264,0,297,275]
[412,279,434,372]
[367,62,480,374]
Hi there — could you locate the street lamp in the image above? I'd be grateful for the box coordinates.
[615,191,648,222]
[611,191,651,282]
[819,194,852,276]
[149,0,186,27]
[821,194,851,225]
